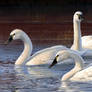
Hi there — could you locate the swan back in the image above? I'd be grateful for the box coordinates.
[26,45,68,65]
[70,66,92,81]
[82,35,92,49]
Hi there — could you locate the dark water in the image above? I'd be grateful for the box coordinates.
[0,21,92,92]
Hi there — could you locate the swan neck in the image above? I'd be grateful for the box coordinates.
[73,20,82,51]
[15,34,33,65]
[62,53,83,81]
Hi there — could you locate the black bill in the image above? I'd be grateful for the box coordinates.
[49,55,59,68]
[4,35,13,45]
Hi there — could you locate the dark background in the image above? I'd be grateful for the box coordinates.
[0,0,92,21]
[0,0,92,46]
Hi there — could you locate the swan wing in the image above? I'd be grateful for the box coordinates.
[26,45,68,65]
[70,66,92,81]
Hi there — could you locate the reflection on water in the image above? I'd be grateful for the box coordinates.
[58,81,92,92]
[0,62,91,92]
[0,64,61,92]
[1,62,92,92]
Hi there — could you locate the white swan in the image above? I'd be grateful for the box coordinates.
[49,50,92,82]
[6,29,69,66]
[71,11,92,56]
[71,11,83,51]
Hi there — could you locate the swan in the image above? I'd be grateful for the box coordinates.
[71,11,92,56]
[49,50,92,82]
[5,29,69,66]
[71,11,83,51]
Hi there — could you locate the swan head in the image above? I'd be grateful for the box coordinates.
[5,29,27,44]
[49,50,72,68]
[73,11,84,22]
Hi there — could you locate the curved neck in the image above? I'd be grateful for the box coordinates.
[15,34,33,65]
[73,19,82,51]
[62,53,84,81]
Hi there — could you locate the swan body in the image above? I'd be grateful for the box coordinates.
[70,66,92,81]
[82,35,92,49]
[49,50,92,82]
[71,11,92,56]
[26,45,68,65]
[7,29,68,66]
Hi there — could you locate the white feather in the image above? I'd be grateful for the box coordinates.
[54,50,92,82]
[71,11,92,56]
[8,29,68,66]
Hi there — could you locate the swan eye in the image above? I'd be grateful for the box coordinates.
[13,33,15,36]
[57,55,59,57]
[56,55,59,59]
[76,14,80,17]
[76,14,83,20]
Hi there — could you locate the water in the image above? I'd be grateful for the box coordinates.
[0,41,92,92]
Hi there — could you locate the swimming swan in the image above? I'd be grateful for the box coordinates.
[71,11,92,56]
[6,29,68,66]
[49,50,92,82]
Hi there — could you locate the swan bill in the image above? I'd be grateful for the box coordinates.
[49,55,59,68]
[77,14,84,21]
[4,35,13,45]
[79,15,84,21]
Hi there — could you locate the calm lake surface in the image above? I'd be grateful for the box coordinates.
[0,22,92,92]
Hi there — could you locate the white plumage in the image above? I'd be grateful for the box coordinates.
[82,35,92,50]
[71,66,92,81]
[51,50,92,82]
[7,29,68,66]
[71,11,92,56]
[6,11,92,66]
[26,45,68,65]
[71,11,83,51]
